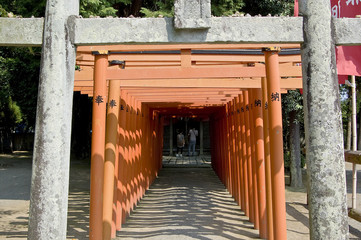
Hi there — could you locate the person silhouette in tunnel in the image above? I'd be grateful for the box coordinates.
[188,127,198,157]
[176,129,185,157]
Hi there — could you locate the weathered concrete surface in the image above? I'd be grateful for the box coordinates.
[334,18,361,46]
[174,0,211,29]
[0,18,43,46]
[27,0,79,239]
[1,16,361,47]
[300,0,349,239]
[73,17,304,45]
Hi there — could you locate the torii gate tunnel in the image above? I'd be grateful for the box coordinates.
[75,44,300,240]
[1,0,361,239]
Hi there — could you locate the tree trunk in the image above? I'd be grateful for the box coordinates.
[347,113,351,150]
[0,128,13,154]
[0,129,3,153]
[131,0,143,17]
[347,87,352,150]
[289,110,303,188]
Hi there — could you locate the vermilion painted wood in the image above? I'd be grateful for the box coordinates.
[239,92,249,218]
[103,80,121,240]
[116,90,127,229]
[231,101,237,200]
[252,88,268,239]
[112,100,121,234]
[226,105,232,192]
[89,53,108,240]
[73,78,302,91]
[86,45,298,239]
[221,115,226,184]
[227,103,234,197]
[124,93,132,220]
[249,90,260,230]
[264,49,287,240]
[235,96,245,212]
[261,77,274,240]
[232,99,241,205]
[244,90,255,224]
[130,97,137,211]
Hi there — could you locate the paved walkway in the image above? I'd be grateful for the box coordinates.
[117,167,260,240]
[1,152,361,239]
[162,155,212,167]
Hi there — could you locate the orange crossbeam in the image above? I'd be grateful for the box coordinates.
[77,43,300,52]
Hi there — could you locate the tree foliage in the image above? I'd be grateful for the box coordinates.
[0,0,296,154]
[282,90,303,122]
[211,0,245,16]
[0,55,22,129]
[80,0,118,17]
[339,76,361,148]
[282,90,305,171]
[0,47,40,132]
[1,0,294,19]
[0,0,46,17]
[243,0,294,16]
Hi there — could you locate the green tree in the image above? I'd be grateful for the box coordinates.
[282,90,304,188]
[140,0,174,17]
[243,0,293,16]
[211,0,245,16]
[340,83,351,148]
[0,47,40,132]
[0,48,25,152]
[0,4,41,152]
[0,1,46,17]
[80,0,118,17]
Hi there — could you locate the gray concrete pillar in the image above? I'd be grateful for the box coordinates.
[28,0,78,239]
[300,0,349,239]
[200,121,204,155]
[170,118,173,155]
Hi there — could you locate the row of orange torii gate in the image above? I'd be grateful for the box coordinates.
[4,1,358,240]
[86,47,290,240]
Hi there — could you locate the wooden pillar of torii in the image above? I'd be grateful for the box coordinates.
[252,88,267,239]
[261,77,274,240]
[103,79,121,239]
[86,47,287,240]
[89,51,109,240]
[211,47,287,240]
[263,47,287,240]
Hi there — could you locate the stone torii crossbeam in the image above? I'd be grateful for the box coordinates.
[1,0,360,239]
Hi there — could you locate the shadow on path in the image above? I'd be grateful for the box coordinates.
[117,168,260,240]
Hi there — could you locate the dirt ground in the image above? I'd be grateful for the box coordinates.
[0,152,360,239]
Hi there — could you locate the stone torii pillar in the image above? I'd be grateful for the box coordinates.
[300,0,349,239]
[28,0,78,239]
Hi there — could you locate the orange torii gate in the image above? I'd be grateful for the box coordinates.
[74,44,302,96]
[72,44,301,239]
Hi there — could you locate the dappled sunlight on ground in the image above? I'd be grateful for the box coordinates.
[1,152,361,239]
[116,168,260,240]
